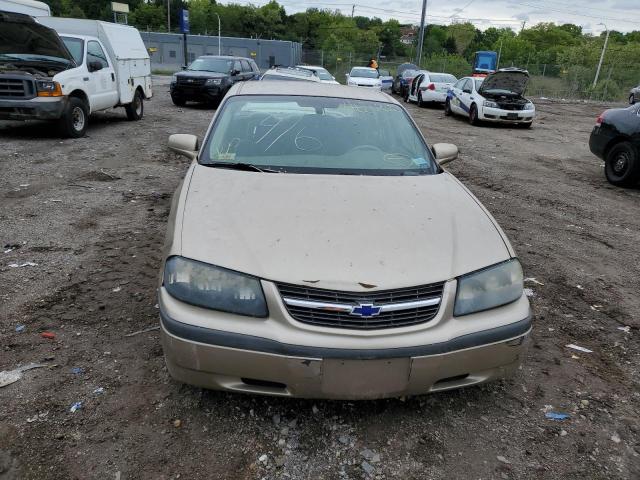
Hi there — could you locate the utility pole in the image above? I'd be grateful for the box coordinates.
[167,0,170,32]
[415,0,427,67]
[593,23,609,88]
[351,4,355,18]
[520,21,526,33]
[214,12,221,55]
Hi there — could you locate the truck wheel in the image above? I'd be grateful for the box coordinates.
[171,95,186,107]
[605,141,640,187]
[125,90,144,121]
[60,97,89,138]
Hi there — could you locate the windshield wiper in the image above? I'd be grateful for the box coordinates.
[207,162,281,173]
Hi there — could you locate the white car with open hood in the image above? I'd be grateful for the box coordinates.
[445,68,535,127]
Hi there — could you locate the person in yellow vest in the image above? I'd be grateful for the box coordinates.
[368,58,379,70]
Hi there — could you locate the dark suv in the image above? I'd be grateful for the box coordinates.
[170,55,260,107]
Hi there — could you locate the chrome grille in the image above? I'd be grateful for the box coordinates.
[0,78,33,98]
[277,282,444,330]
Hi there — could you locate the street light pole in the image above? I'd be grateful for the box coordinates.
[415,0,427,67]
[167,0,170,32]
[593,23,609,88]
[214,12,221,55]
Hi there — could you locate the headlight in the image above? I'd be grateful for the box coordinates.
[205,78,223,85]
[163,256,268,317]
[483,100,499,108]
[36,80,62,97]
[524,102,534,110]
[454,259,524,316]
[171,74,177,84]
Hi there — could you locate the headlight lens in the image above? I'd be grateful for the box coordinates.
[525,102,534,110]
[163,256,268,317]
[205,78,223,85]
[454,259,524,316]
[483,100,499,108]
[36,80,62,97]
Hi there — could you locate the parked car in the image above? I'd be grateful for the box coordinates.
[346,66,381,89]
[0,0,50,15]
[629,84,640,105]
[378,68,393,92]
[406,71,457,106]
[261,66,321,82]
[445,68,535,127]
[391,62,418,95]
[0,12,152,137]
[296,65,339,84]
[160,81,532,400]
[589,104,640,187]
[170,55,259,107]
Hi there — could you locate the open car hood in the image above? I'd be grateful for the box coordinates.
[0,11,74,63]
[478,69,529,96]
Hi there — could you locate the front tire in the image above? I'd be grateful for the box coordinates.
[125,90,144,121]
[60,97,89,138]
[444,99,452,116]
[469,104,480,126]
[171,95,186,107]
[605,141,640,187]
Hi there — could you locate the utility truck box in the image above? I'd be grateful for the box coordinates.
[0,11,152,137]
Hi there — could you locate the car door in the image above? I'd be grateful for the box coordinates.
[86,40,118,111]
[240,59,256,80]
[456,79,474,116]
[449,79,466,114]
[410,73,423,100]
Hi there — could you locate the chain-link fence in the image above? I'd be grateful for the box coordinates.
[302,48,639,103]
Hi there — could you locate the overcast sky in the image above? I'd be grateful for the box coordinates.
[222,0,640,34]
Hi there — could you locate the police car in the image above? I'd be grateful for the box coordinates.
[445,68,535,128]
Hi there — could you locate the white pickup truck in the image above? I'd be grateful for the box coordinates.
[0,11,152,137]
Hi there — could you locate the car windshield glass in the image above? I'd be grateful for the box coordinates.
[188,58,233,73]
[474,79,484,90]
[431,74,456,83]
[60,37,83,65]
[201,95,438,176]
[351,68,378,78]
[314,69,333,80]
[402,70,417,78]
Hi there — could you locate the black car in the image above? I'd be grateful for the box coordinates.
[170,55,260,107]
[391,62,418,96]
[589,104,640,186]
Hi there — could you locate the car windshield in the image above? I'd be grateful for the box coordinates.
[60,37,83,65]
[351,68,378,78]
[402,70,417,78]
[306,68,332,80]
[200,95,438,176]
[188,58,233,73]
[431,74,457,83]
[474,79,484,90]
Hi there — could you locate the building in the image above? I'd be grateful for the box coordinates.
[140,32,302,72]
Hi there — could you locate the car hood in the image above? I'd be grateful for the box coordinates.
[478,69,529,96]
[176,70,229,79]
[179,167,511,291]
[0,12,74,63]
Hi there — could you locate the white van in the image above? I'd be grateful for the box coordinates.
[0,0,50,16]
[0,12,152,137]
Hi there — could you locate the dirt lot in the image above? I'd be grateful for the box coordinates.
[1,78,639,480]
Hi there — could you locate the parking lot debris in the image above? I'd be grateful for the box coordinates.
[173,419,182,428]
[360,449,380,463]
[611,433,621,444]
[124,325,160,337]
[15,325,25,333]
[545,412,570,421]
[312,405,319,414]
[112,286,122,293]
[361,461,375,475]
[496,456,511,464]
[524,288,535,297]
[94,387,105,395]
[70,402,82,413]
[618,326,631,334]
[8,262,38,268]
[40,332,56,340]
[259,454,268,464]
[524,277,545,286]
[0,363,46,388]
[566,344,593,353]
[70,367,84,375]
[3,243,22,253]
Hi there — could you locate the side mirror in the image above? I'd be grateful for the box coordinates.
[168,134,199,160]
[231,69,239,76]
[432,143,458,166]
[88,61,103,72]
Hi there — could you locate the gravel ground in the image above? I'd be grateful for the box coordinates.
[1,78,638,480]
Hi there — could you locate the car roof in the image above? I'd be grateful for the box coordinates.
[351,66,377,71]
[199,55,254,61]
[233,81,400,104]
[297,65,327,70]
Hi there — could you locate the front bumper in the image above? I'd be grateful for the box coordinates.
[159,281,532,399]
[481,106,535,123]
[589,126,612,160]
[0,96,67,121]
[170,83,225,102]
